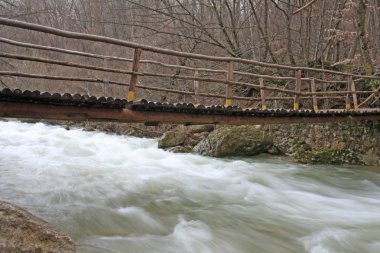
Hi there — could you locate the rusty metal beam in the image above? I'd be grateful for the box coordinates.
[0,102,379,125]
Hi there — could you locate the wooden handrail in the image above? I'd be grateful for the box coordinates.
[0,37,293,80]
[0,17,379,79]
[0,71,127,86]
[0,71,354,108]
[0,52,133,75]
[135,72,300,95]
[3,71,376,97]
[304,90,379,95]
[0,52,299,95]
[2,37,372,84]
[0,37,107,59]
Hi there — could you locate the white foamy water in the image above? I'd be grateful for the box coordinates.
[0,120,380,253]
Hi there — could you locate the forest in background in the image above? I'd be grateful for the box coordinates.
[0,0,379,106]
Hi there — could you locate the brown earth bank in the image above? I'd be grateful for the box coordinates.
[0,201,76,253]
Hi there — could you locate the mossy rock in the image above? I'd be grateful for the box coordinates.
[294,148,361,165]
[158,131,187,149]
[193,125,273,157]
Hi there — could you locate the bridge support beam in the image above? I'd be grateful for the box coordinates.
[0,102,379,126]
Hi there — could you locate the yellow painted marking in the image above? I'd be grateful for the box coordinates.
[225,98,232,106]
[313,105,318,111]
[354,105,359,111]
[261,105,267,110]
[293,103,299,110]
[127,91,135,102]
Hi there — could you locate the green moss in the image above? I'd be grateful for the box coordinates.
[365,80,380,90]
[294,148,362,165]
[336,63,355,73]
[292,137,301,146]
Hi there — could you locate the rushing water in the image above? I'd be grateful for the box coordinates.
[0,121,380,253]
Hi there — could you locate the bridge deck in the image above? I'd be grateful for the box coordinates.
[0,18,379,125]
[1,88,379,125]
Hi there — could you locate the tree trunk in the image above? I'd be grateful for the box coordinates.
[357,0,374,74]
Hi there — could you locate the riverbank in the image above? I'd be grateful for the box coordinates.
[158,121,380,166]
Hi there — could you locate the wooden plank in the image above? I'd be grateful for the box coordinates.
[294,70,302,110]
[311,78,318,111]
[225,61,234,106]
[128,48,142,102]
[259,78,267,110]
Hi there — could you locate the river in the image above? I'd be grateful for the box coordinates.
[0,120,379,253]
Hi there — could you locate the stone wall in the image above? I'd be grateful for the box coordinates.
[263,121,380,165]
[158,121,380,166]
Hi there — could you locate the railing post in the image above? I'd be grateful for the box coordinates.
[345,77,351,110]
[225,61,234,106]
[311,78,318,111]
[349,75,358,111]
[194,70,200,107]
[103,57,109,97]
[259,78,267,110]
[294,70,301,110]
[128,48,142,102]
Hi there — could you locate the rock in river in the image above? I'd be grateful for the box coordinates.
[0,201,76,253]
[193,125,274,157]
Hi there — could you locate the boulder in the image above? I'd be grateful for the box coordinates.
[158,131,187,149]
[0,201,76,253]
[193,125,273,157]
[176,124,215,134]
[158,125,213,150]
[267,145,284,155]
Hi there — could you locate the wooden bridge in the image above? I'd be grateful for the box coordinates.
[0,18,379,125]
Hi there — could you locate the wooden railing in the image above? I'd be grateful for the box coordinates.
[0,17,379,111]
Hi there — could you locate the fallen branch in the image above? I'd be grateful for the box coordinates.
[359,86,380,107]
[293,0,318,15]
